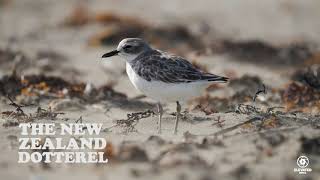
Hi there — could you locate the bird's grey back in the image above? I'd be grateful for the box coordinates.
[129,50,228,83]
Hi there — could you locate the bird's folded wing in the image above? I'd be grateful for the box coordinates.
[132,54,228,83]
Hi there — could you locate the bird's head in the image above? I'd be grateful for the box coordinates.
[102,38,151,62]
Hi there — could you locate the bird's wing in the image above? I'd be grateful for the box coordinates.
[132,51,228,83]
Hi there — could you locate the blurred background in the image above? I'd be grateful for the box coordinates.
[0,1,319,180]
[1,0,320,87]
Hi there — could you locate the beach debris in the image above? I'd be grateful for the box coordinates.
[0,74,84,98]
[218,40,313,67]
[7,96,26,114]
[89,23,205,55]
[33,107,65,120]
[211,116,225,128]
[235,104,261,115]
[282,82,320,113]
[292,65,320,89]
[191,75,269,115]
[0,74,130,105]
[2,97,65,127]
[64,9,206,54]
[114,110,155,133]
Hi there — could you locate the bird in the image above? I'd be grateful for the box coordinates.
[102,38,228,134]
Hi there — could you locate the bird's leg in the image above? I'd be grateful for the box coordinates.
[174,101,181,134]
[157,102,163,134]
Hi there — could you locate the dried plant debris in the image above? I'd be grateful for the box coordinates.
[282,82,320,113]
[217,40,313,67]
[292,64,320,89]
[2,98,65,127]
[0,74,128,104]
[0,74,84,98]
[114,110,155,133]
[33,107,65,120]
[63,9,206,54]
[90,24,205,55]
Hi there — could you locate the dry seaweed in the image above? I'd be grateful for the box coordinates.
[82,12,205,55]
[90,24,205,55]
[211,116,225,128]
[114,110,155,133]
[2,97,65,127]
[34,107,65,120]
[0,74,129,105]
[282,82,320,112]
[218,40,313,67]
[292,65,320,89]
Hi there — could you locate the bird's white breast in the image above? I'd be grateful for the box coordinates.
[126,63,209,102]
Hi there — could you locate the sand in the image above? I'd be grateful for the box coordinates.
[0,0,319,180]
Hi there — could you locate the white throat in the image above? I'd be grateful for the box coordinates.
[119,53,139,63]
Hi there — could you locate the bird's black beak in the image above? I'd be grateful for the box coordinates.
[102,50,119,58]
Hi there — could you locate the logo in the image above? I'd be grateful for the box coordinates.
[294,156,312,174]
[297,156,309,168]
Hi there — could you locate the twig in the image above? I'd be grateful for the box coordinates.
[7,96,26,115]
[211,116,225,128]
[76,116,83,123]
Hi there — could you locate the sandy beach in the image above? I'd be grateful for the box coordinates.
[0,0,319,179]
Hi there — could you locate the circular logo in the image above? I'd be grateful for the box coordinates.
[297,156,309,168]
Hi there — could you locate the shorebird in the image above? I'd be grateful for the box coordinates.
[102,38,228,134]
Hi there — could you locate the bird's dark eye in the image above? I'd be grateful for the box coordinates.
[123,45,133,50]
